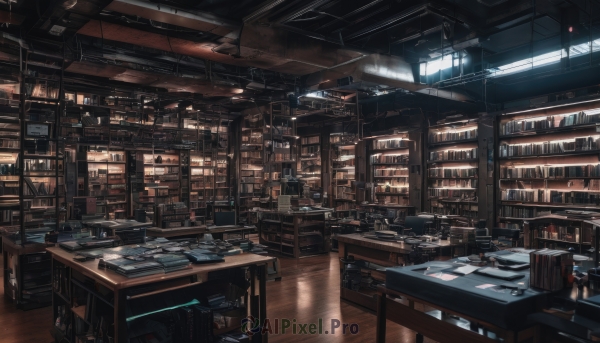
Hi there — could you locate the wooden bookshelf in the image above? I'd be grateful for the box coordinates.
[367,133,412,222]
[426,120,479,224]
[497,100,600,249]
[330,133,356,213]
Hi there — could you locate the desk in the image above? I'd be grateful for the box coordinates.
[337,233,462,311]
[2,238,50,309]
[205,225,256,240]
[47,246,273,343]
[377,260,548,343]
[82,219,152,237]
[146,225,207,238]
[146,225,256,240]
[376,285,535,343]
[258,209,333,258]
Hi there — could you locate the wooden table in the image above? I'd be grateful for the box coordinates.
[376,285,534,343]
[258,209,334,258]
[205,225,256,240]
[146,225,207,238]
[146,225,256,240]
[47,246,274,343]
[337,233,463,311]
[2,238,51,309]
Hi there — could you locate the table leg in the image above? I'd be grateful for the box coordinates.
[259,264,268,343]
[376,293,387,343]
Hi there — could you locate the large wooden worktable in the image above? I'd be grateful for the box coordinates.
[337,233,463,311]
[47,246,274,343]
[146,224,256,239]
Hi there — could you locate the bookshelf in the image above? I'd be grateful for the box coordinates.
[367,134,412,221]
[2,50,66,310]
[330,133,356,213]
[299,134,321,192]
[263,106,296,210]
[131,150,181,221]
[427,121,479,224]
[77,147,127,219]
[497,100,600,250]
[239,113,264,223]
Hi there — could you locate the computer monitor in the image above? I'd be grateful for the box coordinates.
[404,216,430,236]
[214,211,236,226]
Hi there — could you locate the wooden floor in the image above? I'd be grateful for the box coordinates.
[0,249,434,343]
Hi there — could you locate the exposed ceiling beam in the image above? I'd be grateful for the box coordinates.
[313,0,385,31]
[273,0,332,24]
[344,4,428,41]
[104,0,241,38]
[243,0,287,23]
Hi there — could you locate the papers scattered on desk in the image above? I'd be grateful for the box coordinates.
[451,265,481,275]
[476,284,496,289]
[427,273,459,281]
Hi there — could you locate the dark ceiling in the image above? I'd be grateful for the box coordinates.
[0,0,600,122]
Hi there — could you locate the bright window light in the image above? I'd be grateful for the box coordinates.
[488,49,566,77]
[420,54,462,76]
[569,39,600,57]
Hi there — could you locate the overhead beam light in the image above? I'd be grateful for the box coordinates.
[420,54,464,76]
[487,49,566,77]
[301,92,326,99]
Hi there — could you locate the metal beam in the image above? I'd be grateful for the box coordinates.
[344,4,428,41]
[274,0,332,24]
[314,0,385,31]
[244,0,287,23]
[105,0,240,37]
[390,24,443,45]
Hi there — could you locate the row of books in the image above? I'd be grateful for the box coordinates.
[375,196,409,205]
[240,176,263,183]
[375,186,408,194]
[370,154,408,164]
[501,189,600,204]
[265,140,291,149]
[336,186,355,200]
[376,180,408,187]
[372,139,409,150]
[500,205,535,218]
[499,137,600,157]
[240,184,261,194]
[301,146,320,155]
[429,148,478,161]
[428,188,477,198]
[434,207,478,218]
[501,111,600,135]
[428,168,478,178]
[374,168,409,177]
[536,224,581,242]
[499,222,521,230]
[429,179,478,188]
[428,128,477,144]
[530,249,573,292]
[334,171,354,180]
[500,164,600,179]
[301,136,320,145]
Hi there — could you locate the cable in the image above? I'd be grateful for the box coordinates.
[99,20,104,51]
